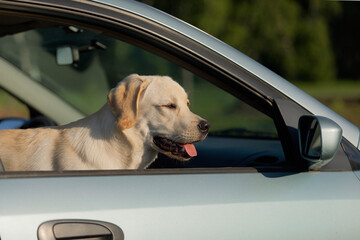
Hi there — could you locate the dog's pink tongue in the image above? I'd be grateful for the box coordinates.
[184,143,197,157]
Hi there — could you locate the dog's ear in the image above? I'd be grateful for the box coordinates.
[107,74,149,129]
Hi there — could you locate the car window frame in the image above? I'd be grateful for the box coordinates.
[0,0,315,175]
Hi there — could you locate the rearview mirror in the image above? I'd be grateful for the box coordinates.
[56,46,79,65]
[56,41,106,66]
[298,115,342,170]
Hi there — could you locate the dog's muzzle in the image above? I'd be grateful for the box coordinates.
[153,137,197,159]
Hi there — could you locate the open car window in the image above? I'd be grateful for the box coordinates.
[0,26,287,170]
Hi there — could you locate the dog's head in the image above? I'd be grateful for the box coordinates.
[108,74,210,160]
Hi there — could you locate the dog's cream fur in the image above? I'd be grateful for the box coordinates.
[0,74,208,171]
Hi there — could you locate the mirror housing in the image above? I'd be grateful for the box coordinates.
[56,41,106,66]
[298,115,342,170]
[56,46,80,65]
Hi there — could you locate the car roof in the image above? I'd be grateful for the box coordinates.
[89,0,359,149]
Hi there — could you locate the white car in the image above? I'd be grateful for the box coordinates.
[0,0,359,239]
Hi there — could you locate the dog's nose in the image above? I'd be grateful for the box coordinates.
[198,120,210,134]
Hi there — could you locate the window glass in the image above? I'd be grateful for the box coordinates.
[0,26,285,169]
[0,90,29,130]
[0,89,28,119]
[0,27,277,137]
[0,28,110,115]
[185,77,277,139]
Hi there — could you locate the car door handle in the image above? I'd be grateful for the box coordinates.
[38,219,124,240]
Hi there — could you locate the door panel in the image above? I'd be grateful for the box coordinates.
[1,172,360,239]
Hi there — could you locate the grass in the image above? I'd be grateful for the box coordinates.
[295,80,360,98]
[294,80,360,127]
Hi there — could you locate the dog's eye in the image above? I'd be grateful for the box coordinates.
[164,103,177,109]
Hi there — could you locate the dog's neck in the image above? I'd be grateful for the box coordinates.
[65,103,157,169]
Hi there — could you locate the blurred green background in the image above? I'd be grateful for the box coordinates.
[139,0,360,127]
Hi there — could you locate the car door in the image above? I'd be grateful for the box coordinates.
[0,1,360,239]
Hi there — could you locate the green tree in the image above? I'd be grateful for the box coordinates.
[140,0,340,82]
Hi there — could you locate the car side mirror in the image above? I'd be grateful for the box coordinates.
[298,115,342,171]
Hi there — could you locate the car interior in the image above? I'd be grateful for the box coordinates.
[0,15,292,172]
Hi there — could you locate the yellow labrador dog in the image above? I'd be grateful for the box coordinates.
[0,74,209,171]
